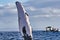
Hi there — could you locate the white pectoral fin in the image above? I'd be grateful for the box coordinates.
[16,1,32,37]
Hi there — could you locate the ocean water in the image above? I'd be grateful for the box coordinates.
[0,31,60,40]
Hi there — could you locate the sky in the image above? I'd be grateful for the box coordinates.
[0,0,60,31]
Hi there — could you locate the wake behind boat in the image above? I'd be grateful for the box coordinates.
[15,1,33,40]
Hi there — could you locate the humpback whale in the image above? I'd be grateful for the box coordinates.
[15,1,33,40]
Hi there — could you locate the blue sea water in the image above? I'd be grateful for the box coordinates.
[0,31,60,40]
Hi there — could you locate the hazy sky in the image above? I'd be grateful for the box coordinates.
[0,0,60,31]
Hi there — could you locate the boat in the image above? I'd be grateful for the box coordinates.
[46,26,59,32]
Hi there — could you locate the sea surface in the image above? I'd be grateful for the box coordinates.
[0,31,60,40]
